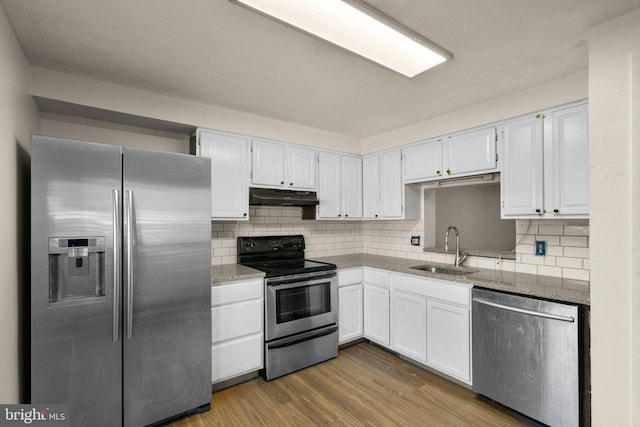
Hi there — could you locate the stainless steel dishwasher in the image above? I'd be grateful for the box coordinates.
[472,288,582,427]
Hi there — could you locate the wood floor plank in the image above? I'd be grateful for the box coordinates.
[170,342,536,427]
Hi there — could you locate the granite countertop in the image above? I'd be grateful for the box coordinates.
[312,253,590,306]
[210,253,590,305]
[211,263,264,285]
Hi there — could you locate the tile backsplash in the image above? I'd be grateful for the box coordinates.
[212,208,590,281]
[211,207,363,265]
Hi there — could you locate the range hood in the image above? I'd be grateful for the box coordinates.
[249,187,319,219]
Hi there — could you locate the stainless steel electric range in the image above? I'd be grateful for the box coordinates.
[237,235,338,381]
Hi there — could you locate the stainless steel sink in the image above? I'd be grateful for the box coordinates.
[410,264,476,276]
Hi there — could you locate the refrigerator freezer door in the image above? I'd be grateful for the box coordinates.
[31,136,123,426]
[122,148,211,426]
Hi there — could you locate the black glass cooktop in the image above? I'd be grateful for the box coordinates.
[237,235,336,278]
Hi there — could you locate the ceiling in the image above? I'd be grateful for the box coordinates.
[1,0,640,139]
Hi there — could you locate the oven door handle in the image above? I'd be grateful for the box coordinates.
[267,275,337,291]
[267,325,338,350]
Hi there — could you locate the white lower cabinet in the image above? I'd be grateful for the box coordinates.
[390,291,427,364]
[339,285,363,343]
[336,267,473,385]
[211,278,263,384]
[426,300,470,383]
[390,272,472,385]
[363,268,390,347]
[211,334,263,383]
[338,268,364,344]
[363,284,390,347]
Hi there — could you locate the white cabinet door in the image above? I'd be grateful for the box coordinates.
[211,278,263,384]
[287,146,317,190]
[252,139,286,187]
[443,126,497,177]
[339,284,363,344]
[211,333,263,383]
[391,291,427,364]
[502,116,544,216]
[426,300,470,384]
[341,155,363,219]
[211,299,262,342]
[362,154,380,219]
[544,104,589,216]
[197,130,249,220]
[379,148,403,218]
[403,138,443,182]
[363,284,390,347]
[317,151,341,219]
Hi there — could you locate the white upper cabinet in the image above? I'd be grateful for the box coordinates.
[196,129,250,220]
[251,139,286,187]
[287,146,317,190]
[380,149,404,218]
[318,152,341,218]
[363,150,419,220]
[318,152,362,220]
[502,116,544,216]
[251,139,317,190]
[341,155,363,219]
[502,102,588,218]
[544,104,589,216]
[443,126,497,176]
[362,154,380,219]
[403,126,498,183]
[403,138,443,183]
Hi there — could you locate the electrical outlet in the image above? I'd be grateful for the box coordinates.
[411,235,421,246]
[535,241,546,256]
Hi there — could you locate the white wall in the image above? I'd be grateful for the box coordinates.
[30,67,362,155]
[361,70,588,153]
[0,5,40,403]
[588,8,640,426]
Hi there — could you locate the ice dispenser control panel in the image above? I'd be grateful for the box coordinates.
[48,237,106,306]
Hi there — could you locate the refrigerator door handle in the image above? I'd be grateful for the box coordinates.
[112,189,120,342]
[125,190,134,340]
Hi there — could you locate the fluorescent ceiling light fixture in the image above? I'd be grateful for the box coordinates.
[231,0,452,78]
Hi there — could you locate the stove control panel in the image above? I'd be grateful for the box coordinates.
[238,235,305,255]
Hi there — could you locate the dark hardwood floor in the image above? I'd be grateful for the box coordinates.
[170,342,536,426]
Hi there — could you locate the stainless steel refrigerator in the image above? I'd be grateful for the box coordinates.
[31,136,212,426]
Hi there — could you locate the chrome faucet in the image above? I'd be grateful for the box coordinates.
[445,225,467,267]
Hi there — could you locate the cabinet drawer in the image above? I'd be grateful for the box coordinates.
[338,268,363,286]
[363,268,390,289]
[212,299,262,342]
[211,278,263,306]
[391,273,471,307]
[212,333,263,383]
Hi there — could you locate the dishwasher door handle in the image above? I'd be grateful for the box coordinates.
[472,297,575,323]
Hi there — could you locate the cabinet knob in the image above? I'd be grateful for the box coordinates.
[535,209,541,213]
[553,209,559,214]
[345,214,348,218]
[338,214,342,217]
[446,168,451,175]
[436,170,441,176]
[243,213,247,217]
[289,182,293,186]
[280,181,284,185]
[375,214,378,218]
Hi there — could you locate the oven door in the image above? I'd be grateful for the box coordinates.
[265,270,338,341]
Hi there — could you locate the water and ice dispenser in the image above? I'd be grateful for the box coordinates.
[48,237,106,306]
